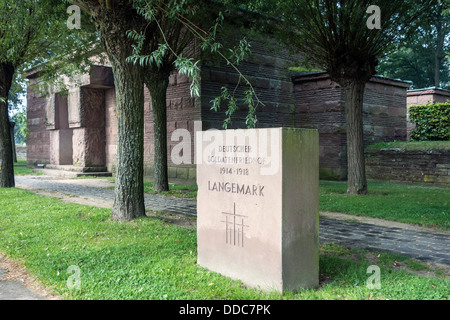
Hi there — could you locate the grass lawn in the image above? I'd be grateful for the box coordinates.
[366,140,450,150]
[13,160,39,176]
[0,188,448,300]
[143,181,197,199]
[320,180,449,230]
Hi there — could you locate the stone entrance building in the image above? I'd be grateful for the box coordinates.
[26,40,412,182]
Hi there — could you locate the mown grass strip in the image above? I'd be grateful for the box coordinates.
[0,188,448,300]
[319,180,449,230]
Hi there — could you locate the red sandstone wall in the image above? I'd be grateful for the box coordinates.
[103,72,202,179]
[364,78,409,144]
[104,88,117,173]
[293,73,410,179]
[366,148,450,187]
[292,74,346,179]
[200,39,296,130]
[407,89,450,106]
[26,81,50,166]
[144,72,202,174]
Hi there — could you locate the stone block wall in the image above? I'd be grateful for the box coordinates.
[200,39,296,131]
[143,72,202,183]
[292,73,346,179]
[26,66,113,170]
[292,72,411,180]
[104,37,296,183]
[69,86,106,168]
[26,79,50,166]
[364,77,409,143]
[366,148,450,187]
[104,72,202,183]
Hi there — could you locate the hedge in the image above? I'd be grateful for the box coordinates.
[409,102,449,141]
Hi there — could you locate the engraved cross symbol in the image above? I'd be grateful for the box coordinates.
[221,202,249,247]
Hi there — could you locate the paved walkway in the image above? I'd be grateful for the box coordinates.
[0,279,47,300]
[15,175,198,217]
[2,175,449,299]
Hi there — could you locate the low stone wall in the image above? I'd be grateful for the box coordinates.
[16,145,27,161]
[365,148,450,187]
[143,164,196,185]
[107,164,197,185]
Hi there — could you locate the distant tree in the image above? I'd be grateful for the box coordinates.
[432,0,450,88]
[377,0,450,89]
[249,0,433,194]
[7,73,28,149]
[12,110,29,145]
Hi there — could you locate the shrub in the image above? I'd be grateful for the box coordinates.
[409,102,450,141]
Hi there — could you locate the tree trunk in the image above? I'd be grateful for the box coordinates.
[144,68,171,192]
[0,63,15,188]
[343,81,367,195]
[110,61,146,221]
[89,5,147,221]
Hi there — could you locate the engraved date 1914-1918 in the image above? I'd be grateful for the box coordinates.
[219,167,249,176]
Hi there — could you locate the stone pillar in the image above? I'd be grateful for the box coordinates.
[68,87,106,168]
[49,94,73,165]
[42,65,113,170]
[45,93,56,130]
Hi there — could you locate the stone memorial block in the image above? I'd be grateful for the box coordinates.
[196,127,319,293]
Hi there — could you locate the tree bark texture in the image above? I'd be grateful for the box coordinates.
[110,61,146,221]
[0,63,15,188]
[89,4,147,221]
[343,81,367,195]
[144,68,171,192]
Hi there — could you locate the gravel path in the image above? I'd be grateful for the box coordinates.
[16,175,197,217]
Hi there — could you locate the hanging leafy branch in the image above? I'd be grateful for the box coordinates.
[126,0,264,128]
[174,8,261,128]
[174,55,201,97]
